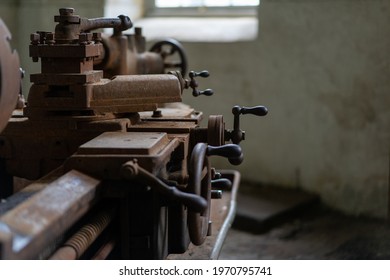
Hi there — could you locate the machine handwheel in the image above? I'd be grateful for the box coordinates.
[187,143,211,246]
[149,38,188,77]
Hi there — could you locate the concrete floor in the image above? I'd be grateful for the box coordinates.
[219,187,390,260]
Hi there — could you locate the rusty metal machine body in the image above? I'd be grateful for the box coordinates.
[0,8,267,260]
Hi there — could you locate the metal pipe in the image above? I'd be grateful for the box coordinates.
[91,239,116,260]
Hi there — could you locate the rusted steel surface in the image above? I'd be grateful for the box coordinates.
[24,8,186,120]
[0,170,102,259]
[65,132,180,179]
[0,19,20,133]
[127,121,198,134]
[0,117,132,180]
[138,105,203,124]
[53,8,132,43]
[90,75,182,113]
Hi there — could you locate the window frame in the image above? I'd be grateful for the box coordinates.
[143,0,258,17]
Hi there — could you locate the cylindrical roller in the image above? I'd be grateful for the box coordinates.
[91,74,183,108]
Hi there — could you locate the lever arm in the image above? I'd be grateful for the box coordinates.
[228,105,268,145]
[121,160,207,213]
[207,143,244,166]
[54,8,133,42]
[186,70,214,97]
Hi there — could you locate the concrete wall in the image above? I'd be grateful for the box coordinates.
[181,0,390,218]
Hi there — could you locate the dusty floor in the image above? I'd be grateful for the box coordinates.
[219,205,390,260]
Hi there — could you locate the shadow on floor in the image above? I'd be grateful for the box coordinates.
[219,184,390,260]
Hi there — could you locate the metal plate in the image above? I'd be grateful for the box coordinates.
[77,132,170,155]
[0,170,102,259]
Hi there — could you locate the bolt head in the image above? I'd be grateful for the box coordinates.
[59,8,74,16]
[30,33,40,44]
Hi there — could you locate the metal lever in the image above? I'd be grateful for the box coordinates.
[207,144,243,166]
[54,8,133,42]
[207,144,242,159]
[186,70,214,97]
[234,105,268,117]
[229,105,268,145]
[121,160,207,213]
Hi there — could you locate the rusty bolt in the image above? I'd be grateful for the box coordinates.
[46,32,55,45]
[59,7,74,16]
[121,160,139,180]
[92,32,102,43]
[152,110,162,118]
[79,33,93,45]
[30,33,40,45]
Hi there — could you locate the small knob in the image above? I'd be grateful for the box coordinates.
[59,7,74,16]
[211,190,223,199]
[190,70,209,78]
[232,105,268,117]
[186,70,214,97]
[211,178,232,190]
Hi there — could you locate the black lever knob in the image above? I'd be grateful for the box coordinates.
[207,144,244,165]
[233,105,268,117]
[228,153,244,165]
[193,89,214,97]
[207,144,242,159]
[186,70,214,97]
[189,70,210,78]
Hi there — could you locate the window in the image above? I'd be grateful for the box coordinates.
[155,0,259,8]
[145,0,259,17]
[125,0,260,42]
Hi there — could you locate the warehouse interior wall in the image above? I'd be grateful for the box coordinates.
[177,0,390,219]
[1,0,389,219]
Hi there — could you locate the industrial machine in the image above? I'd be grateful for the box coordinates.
[0,8,267,260]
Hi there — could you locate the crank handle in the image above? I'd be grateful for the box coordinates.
[121,160,207,213]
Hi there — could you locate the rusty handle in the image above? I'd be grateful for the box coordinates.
[121,160,207,213]
[55,8,133,41]
[81,15,133,34]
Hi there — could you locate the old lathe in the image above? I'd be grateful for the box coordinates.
[0,8,267,259]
